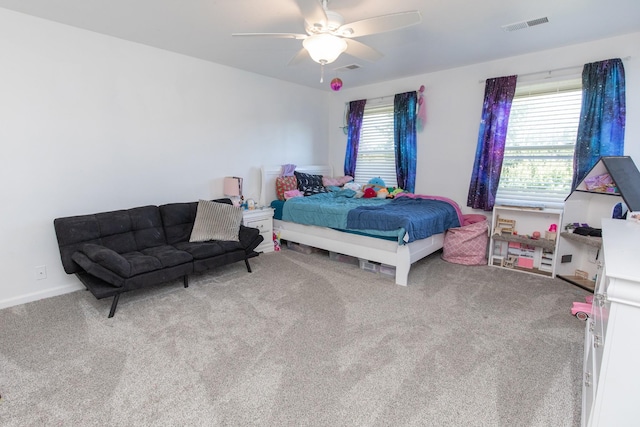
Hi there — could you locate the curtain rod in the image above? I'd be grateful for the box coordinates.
[478,56,632,84]
[343,94,394,107]
[366,94,395,103]
[363,94,396,106]
[344,86,423,106]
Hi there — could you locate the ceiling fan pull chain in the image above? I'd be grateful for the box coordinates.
[320,62,325,83]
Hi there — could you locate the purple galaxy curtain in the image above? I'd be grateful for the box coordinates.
[467,75,518,211]
[343,99,367,177]
[394,91,418,193]
[572,58,626,190]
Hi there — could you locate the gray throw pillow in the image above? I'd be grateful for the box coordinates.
[189,200,242,242]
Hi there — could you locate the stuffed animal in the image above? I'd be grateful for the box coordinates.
[390,188,405,198]
[273,231,281,251]
[363,187,377,198]
[377,188,389,198]
[363,177,386,193]
[343,181,361,191]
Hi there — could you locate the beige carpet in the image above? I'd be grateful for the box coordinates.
[0,248,588,426]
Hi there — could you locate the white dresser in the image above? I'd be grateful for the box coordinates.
[582,219,640,426]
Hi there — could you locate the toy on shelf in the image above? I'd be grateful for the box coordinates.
[565,222,589,233]
[575,269,589,280]
[584,172,617,193]
[502,256,517,268]
[494,216,516,235]
[545,224,558,241]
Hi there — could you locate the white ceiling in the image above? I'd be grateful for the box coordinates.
[1,0,639,91]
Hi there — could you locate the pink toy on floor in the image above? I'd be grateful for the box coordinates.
[571,295,594,321]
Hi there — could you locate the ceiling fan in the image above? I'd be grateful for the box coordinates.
[232,0,422,81]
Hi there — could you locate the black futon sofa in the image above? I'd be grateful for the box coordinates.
[54,199,263,318]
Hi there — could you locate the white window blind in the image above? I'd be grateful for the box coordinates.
[496,79,582,208]
[354,103,398,187]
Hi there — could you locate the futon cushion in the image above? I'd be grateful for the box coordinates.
[175,240,243,259]
[189,199,242,242]
[77,243,163,277]
[140,245,193,268]
[159,202,198,244]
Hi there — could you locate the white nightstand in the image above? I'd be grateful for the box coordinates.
[242,207,274,253]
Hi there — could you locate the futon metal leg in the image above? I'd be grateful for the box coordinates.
[183,275,189,288]
[245,259,252,273]
[108,294,120,318]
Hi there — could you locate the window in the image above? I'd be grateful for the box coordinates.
[354,102,398,187]
[496,79,582,208]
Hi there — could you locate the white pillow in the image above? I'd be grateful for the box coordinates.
[189,200,242,242]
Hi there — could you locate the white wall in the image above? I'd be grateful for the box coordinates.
[328,32,640,215]
[0,9,330,308]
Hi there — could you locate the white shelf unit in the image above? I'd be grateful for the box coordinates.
[556,155,640,291]
[488,206,563,277]
[581,219,640,426]
[556,191,618,291]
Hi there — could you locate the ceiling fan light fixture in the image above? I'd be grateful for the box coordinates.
[325,10,345,31]
[302,34,347,64]
[340,28,354,37]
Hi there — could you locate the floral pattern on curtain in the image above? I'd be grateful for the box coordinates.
[467,75,518,211]
[343,99,367,177]
[572,58,626,190]
[394,91,418,193]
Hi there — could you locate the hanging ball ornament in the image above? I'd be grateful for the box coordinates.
[330,78,343,91]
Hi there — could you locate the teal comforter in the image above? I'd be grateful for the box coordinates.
[279,191,459,244]
[280,191,404,242]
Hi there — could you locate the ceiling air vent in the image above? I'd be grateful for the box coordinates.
[502,17,549,32]
[334,64,361,72]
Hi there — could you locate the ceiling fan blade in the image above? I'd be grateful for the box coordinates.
[232,32,308,40]
[338,11,422,38]
[344,39,383,62]
[296,0,327,29]
[288,48,310,66]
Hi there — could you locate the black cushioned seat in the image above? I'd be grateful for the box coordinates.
[54,199,263,318]
[174,240,243,259]
[141,245,193,267]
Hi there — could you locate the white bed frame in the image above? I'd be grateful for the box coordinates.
[260,165,445,286]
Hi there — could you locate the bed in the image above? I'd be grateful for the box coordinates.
[260,165,461,286]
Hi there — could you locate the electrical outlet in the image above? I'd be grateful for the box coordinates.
[34,265,47,280]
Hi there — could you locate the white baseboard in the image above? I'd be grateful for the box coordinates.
[0,282,84,311]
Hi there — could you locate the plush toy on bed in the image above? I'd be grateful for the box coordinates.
[343,182,360,191]
[362,187,377,198]
[390,188,405,198]
[363,177,386,192]
[343,181,364,198]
